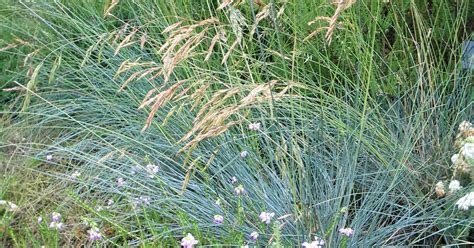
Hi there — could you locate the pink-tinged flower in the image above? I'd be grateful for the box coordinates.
[248,122,261,131]
[117,178,125,187]
[37,216,43,224]
[302,236,325,248]
[231,176,238,184]
[49,221,64,230]
[338,227,354,237]
[88,227,102,241]
[146,164,160,178]
[181,233,198,248]
[240,150,249,158]
[249,231,259,241]
[46,154,53,161]
[213,214,224,224]
[259,211,275,224]
[52,212,61,222]
[234,184,245,195]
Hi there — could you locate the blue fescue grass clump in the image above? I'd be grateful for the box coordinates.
[0,0,473,247]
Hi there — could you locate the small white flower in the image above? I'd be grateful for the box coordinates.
[248,122,261,131]
[451,154,459,164]
[146,164,160,178]
[38,216,43,224]
[0,201,18,211]
[130,166,140,175]
[96,206,103,211]
[448,180,461,193]
[455,192,474,210]
[302,236,325,248]
[7,202,18,210]
[140,196,151,205]
[117,178,125,187]
[234,184,245,195]
[107,199,114,206]
[462,143,474,160]
[71,171,81,178]
[458,120,472,132]
[49,221,64,230]
[240,150,249,158]
[231,176,238,184]
[46,154,53,161]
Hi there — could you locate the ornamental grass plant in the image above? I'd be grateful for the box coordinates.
[0,0,472,246]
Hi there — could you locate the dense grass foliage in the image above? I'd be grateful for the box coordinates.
[1,0,473,247]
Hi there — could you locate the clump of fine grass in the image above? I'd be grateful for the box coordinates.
[0,0,472,246]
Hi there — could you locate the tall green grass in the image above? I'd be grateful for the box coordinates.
[1,0,472,246]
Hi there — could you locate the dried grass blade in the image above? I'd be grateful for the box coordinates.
[104,0,119,17]
[162,21,183,34]
[221,38,240,64]
[217,0,233,10]
[204,34,219,62]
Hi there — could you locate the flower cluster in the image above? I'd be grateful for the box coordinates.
[133,196,151,209]
[213,214,224,224]
[302,236,325,248]
[338,227,354,237]
[249,231,259,241]
[248,122,261,131]
[49,212,64,230]
[451,121,474,177]
[434,181,445,197]
[455,192,474,210]
[146,163,160,178]
[448,180,462,193]
[117,177,125,187]
[181,233,198,248]
[435,180,463,198]
[87,227,102,241]
[259,211,275,224]
[234,184,245,195]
